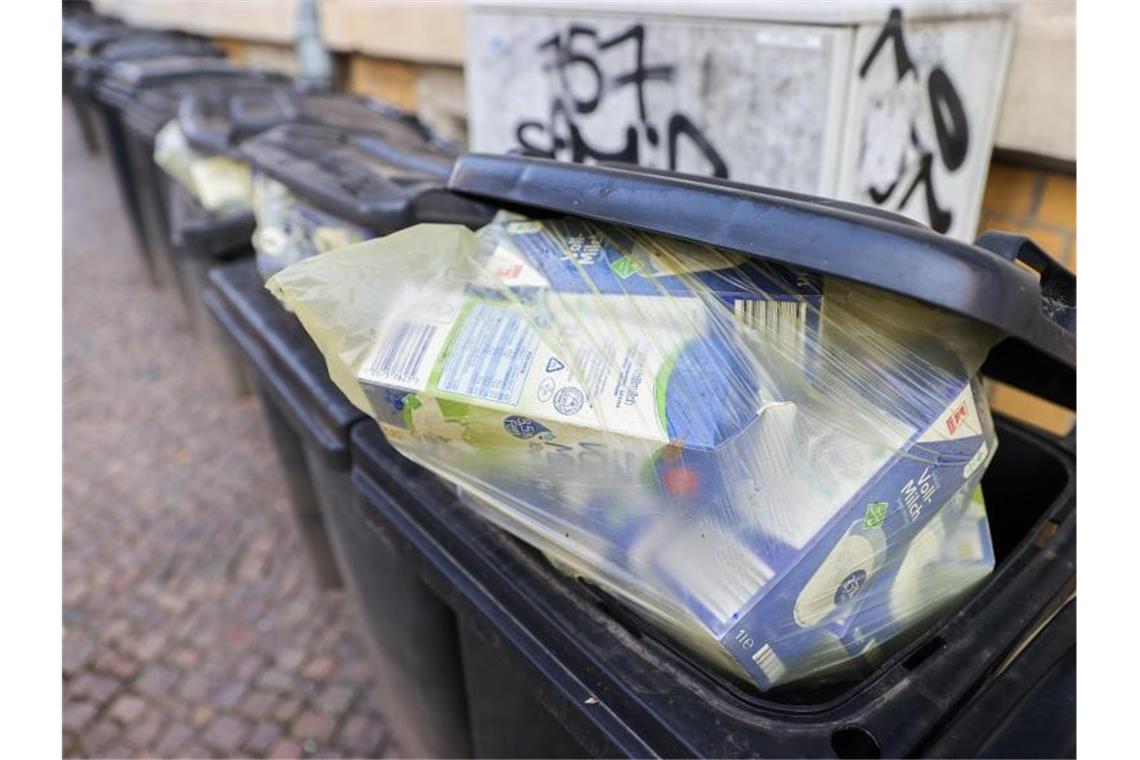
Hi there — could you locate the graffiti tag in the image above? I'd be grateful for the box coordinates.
[857,8,969,233]
[514,23,729,178]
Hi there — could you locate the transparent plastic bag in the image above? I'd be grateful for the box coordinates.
[153,119,252,214]
[268,214,1002,691]
[250,171,371,282]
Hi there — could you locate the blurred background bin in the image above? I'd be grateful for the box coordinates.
[179,84,454,157]
[171,83,454,310]
[169,84,475,393]
[204,258,476,759]
[200,125,494,757]
[167,184,258,395]
[82,40,226,282]
[239,118,488,278]
[336,154,1076,758]
[92,55,266,286]
[105,59,283,291]
[62,10,128,154]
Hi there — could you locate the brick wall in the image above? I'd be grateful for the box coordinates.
[977,161,1077,435]
[344,56,419,111]
[212,37,300,77]
[343,57,468,143]
[978,164,1077,271]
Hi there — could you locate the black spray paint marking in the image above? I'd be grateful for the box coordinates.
[858,7,969,234]
[514,23,729,178]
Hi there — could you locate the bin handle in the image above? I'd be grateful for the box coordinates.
[974,231,1076,332]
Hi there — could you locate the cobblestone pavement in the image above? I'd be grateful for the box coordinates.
[62,104,395,759]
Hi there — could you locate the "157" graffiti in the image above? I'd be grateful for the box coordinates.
[514,23,730,178]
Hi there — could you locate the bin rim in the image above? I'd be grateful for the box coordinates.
[205,260,365,458]
[102,57,277,89]
[446,154,1076,409]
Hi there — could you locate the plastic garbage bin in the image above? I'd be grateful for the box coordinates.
[72,29,224,133]
[62,12,128,154]
[179,84,453,157]
[72,29,224,128]
[74,30,222,158]
[79,37,224,282]
[170,83,455,319]
[167,183,257,395]
[167,85,471,393]
[203,259,474,758]
[333,154,1076,758]
[922,596,1075,758]
[239,121,492,282]
[95,57,283,289]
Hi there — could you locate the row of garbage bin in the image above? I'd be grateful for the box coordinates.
[65,10,1076,759]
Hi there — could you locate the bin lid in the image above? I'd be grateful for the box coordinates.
[95,57,245,109]
[240,123,495,233]
[101,62,286,141]
[447,154,1076,408]
[102,56,256,91]
[179,86,444,158]
[63,17,128,53]
[92,31,222,65]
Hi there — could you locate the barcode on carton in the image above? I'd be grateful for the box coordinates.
[364,321,440,392]
[734,299,808,353]
[752,642,788,683]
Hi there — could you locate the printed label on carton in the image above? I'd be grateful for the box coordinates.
[360,292,711,445]
[716,379,994,688]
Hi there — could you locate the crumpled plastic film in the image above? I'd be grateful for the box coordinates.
[268,214,1002,692]
[250,171,371,283]
[153,118,252,214]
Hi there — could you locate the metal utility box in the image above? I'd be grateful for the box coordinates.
[465,1,1014,240]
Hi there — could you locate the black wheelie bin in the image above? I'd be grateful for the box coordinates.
[92,56,270,287]
[98,58,283,291]
[203,260,468,758]
[336,154,1076,758]
[169,85,465,393]
[62,11,129,154]
[201,136,494,757]
[238,118,482,281]
[75,33,223,276]
[171,84,453,326]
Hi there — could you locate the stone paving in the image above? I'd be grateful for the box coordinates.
[62,103,395,759]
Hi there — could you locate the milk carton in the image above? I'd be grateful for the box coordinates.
[725,482,996,689]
